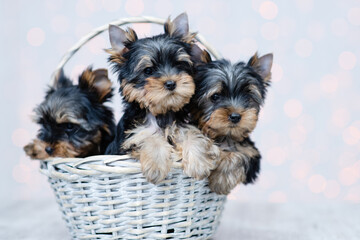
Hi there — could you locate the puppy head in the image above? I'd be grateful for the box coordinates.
[24,68,114,159]
[194,53,273,141]
[107,13,204,116]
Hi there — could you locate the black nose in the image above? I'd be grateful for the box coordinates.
[45,146,54,155]
[229,113,241,124]
[164,80,176,91]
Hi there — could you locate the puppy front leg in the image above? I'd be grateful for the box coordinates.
[177,126,219,180]
[138,135,173,184]
[208,151,246,195]
[123,128,173,184]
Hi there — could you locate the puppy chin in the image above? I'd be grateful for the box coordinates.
[144,73,195,115]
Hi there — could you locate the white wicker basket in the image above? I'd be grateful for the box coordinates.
[40,16,226,240]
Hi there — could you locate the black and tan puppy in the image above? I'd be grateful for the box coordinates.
[105,13,217,184]
[192,52,273,194]
[24,68,115,159]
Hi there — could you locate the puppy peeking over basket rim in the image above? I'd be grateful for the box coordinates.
[22,13,273,240]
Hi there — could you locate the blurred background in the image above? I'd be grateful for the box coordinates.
[1,0,360,208]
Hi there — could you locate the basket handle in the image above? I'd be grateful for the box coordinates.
[51,16,221,86]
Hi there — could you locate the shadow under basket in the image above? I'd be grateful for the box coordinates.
[40,156,226,239]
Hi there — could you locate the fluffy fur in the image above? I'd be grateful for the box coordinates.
[105,13,217,184]
[192,52,273,194]
[24,68,115,159]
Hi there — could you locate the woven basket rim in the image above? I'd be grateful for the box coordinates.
[40,155,183,181]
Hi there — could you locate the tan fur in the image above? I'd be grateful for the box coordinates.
[55,114,81,125]
[248,84,262,100]
[106,27,137,65]
[208,151,247,195]
[105,48,128,65]
[201,49,212,63]
[122,126,173,184]
[200,107,258,141]
[144,73,195,115]
[167,124,220,180]
[79,68,112,102]
[205,83,222,100]
[23,131,102,160]
[134,55,153,72]
[208,139,260,195]
[124,28,137,43]
[176,49,193,66]
[120,79,146,108]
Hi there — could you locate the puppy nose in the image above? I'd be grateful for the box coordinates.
[45,146,54,155]
[164,80,176,91]
[229,113,241,124]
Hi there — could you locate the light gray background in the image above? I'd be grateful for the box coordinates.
[1,0,360,239]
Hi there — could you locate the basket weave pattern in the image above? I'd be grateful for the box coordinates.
[42,156,226,239]
[42,16,226,239]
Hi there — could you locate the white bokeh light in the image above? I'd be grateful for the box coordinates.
[338,51,357,70]
[308,174,327,193]
[27,28,45,47]
[320,74,338,94]
[348,7,360,26]
[259,1,278,20]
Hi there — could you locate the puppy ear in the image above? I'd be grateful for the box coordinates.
[53,69,73,89]
[164,12,195,42]
[78,68,113,103]
[107,25,138,64]
[109,25,128,51]
[247,52,273,82]
[191,44,212,65]
[109,25,137,50]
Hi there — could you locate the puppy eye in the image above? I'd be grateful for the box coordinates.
[64,123,78,133]
[144,67,154,76]
[211,93,221,102]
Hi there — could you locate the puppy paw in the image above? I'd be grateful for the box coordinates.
[180,126,218,180]
[182,142,216,180]
[208,168,244,195]
[208,151,246,195]
[183,158,213,180]
[138,138,172,184]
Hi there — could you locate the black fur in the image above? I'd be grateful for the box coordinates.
[35,70,115,156]
[105,30,195,154]
[193,59,269,127]
[240,138,261,184]
[192,58,272,184]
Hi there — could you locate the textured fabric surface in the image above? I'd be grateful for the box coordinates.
[1,199,360,240]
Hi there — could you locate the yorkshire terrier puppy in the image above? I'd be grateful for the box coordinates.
[105,13,217,184]
[192,52,273,194]
[24,68,115,159]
